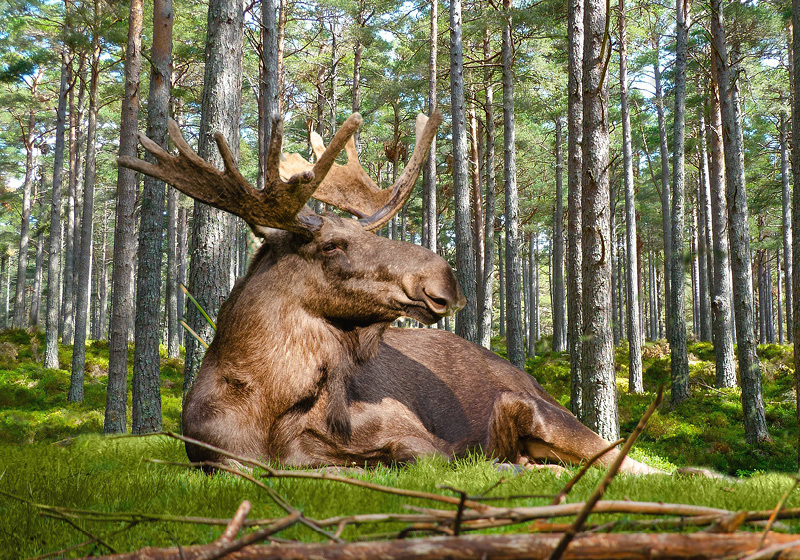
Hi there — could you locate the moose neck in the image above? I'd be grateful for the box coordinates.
[210,246,388,421]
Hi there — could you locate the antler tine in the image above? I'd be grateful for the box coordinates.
[119,119,323,236]
[295,113,363,202]
[358,110,443,231]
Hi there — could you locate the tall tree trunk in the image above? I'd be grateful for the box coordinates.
[479,31,496,348]
[670,0,690,403]
[567,0,584,420]
[779,248,784,343]
[2,256,9,328]
[177,206,188,346]
[13,109,36,328]
[552,118,566,352]
[184,0,244,394]
[44,45,70,368]
[501,0,523,368]
[581,0,618,441]
[69,20,101,403]
[97,213,109,338]
[61,57,79,342]
[691,208,700,337]
[422,0,438,257]
[654,43,672,342]
[707,89,737,389]
[698,118,714,342]
[166,187,179,358]
[133,0,172,434]
[105,0,143,432]
[450,0,477,343]
[29,228,44,327]
[259,0,280,187]
[611,197,619,347]
[781,111,793,343]
[794,0,800,464]
[469,97,485,330]
[711,0,770,442]
[619,0,642,393]
[499,234,505,337]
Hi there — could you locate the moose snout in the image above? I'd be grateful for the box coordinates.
[402,258,465,321]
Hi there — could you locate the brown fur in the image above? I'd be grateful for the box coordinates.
[182,215,658,474]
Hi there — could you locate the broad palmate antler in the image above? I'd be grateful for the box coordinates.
[118,111,441,235]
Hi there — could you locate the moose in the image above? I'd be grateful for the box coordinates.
[119,111,658,475]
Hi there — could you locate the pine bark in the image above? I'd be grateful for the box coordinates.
[581,0,618,441]
[794,0,800,461]
[44,46,70,369]
[479,31,496,349]
[619,0,642,393]
[552,118,566,352]
[165,188,180,358]
[501,0,524,368]
[133,0,172,434]
[29,228,44,326]
[697,117,714,342]
[69,22,100,403]
[781,111,793,342]
[654,45,672,341]
[105,0,143,432]
[422,0,438,256]
[710,0,769,442]
[567,0,584,420]
[450,0,477,344]
[13,109,36,328]
[184,0,244,394]
[670,0,690,403]
[706,89,737,389]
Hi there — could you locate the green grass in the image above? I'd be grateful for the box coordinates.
[1,330,800,557]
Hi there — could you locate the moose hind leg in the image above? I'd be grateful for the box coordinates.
[487,393,659,474]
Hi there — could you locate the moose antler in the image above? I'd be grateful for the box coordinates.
[280,111,442,231]
[119,114,362,236]
[119,110,441,235]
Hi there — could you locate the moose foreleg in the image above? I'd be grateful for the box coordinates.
[487,393,661,474]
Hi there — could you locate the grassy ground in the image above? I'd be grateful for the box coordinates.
[1,329,799,558]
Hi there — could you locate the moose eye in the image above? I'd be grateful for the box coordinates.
[321,241,342,254]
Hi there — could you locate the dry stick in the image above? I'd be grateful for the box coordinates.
[27,522,139,560]
[218,501,251,543]
[758,476,800,549]
[545,385,665,560]
[152,431,490,511]
[438,486,467,536]
[550,438,625,505]
[738,537,800,560]
[149,459,342,544]
[194,511,302,560]
[48,509,117,555]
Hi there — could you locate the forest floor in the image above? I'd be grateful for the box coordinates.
[0,329,799,557]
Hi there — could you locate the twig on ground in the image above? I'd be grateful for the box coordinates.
[546,384,665,560]
[738,537,800,560]
[150,431,491,511]
[46,509,117,555]
[193,508,302,560]
[438,486,467,536]
[27,522,139,560]
[550,438,625,505]
[758,476,800,548]
[149,459,342,543]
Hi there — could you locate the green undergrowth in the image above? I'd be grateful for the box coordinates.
[0,329,799,557]
[516,337,799,476]
[0,329,184,445]
[2,435,799,558]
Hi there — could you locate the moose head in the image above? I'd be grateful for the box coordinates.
[119,112,659,475]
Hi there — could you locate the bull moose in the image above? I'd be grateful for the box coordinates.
[119,111,658,475]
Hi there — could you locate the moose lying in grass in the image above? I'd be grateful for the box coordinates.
[120,112,657,475]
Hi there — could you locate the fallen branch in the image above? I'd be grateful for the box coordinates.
[547,385,664,560]
[79,531,800,560]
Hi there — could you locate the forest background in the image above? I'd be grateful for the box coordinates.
[0,0,797,475]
